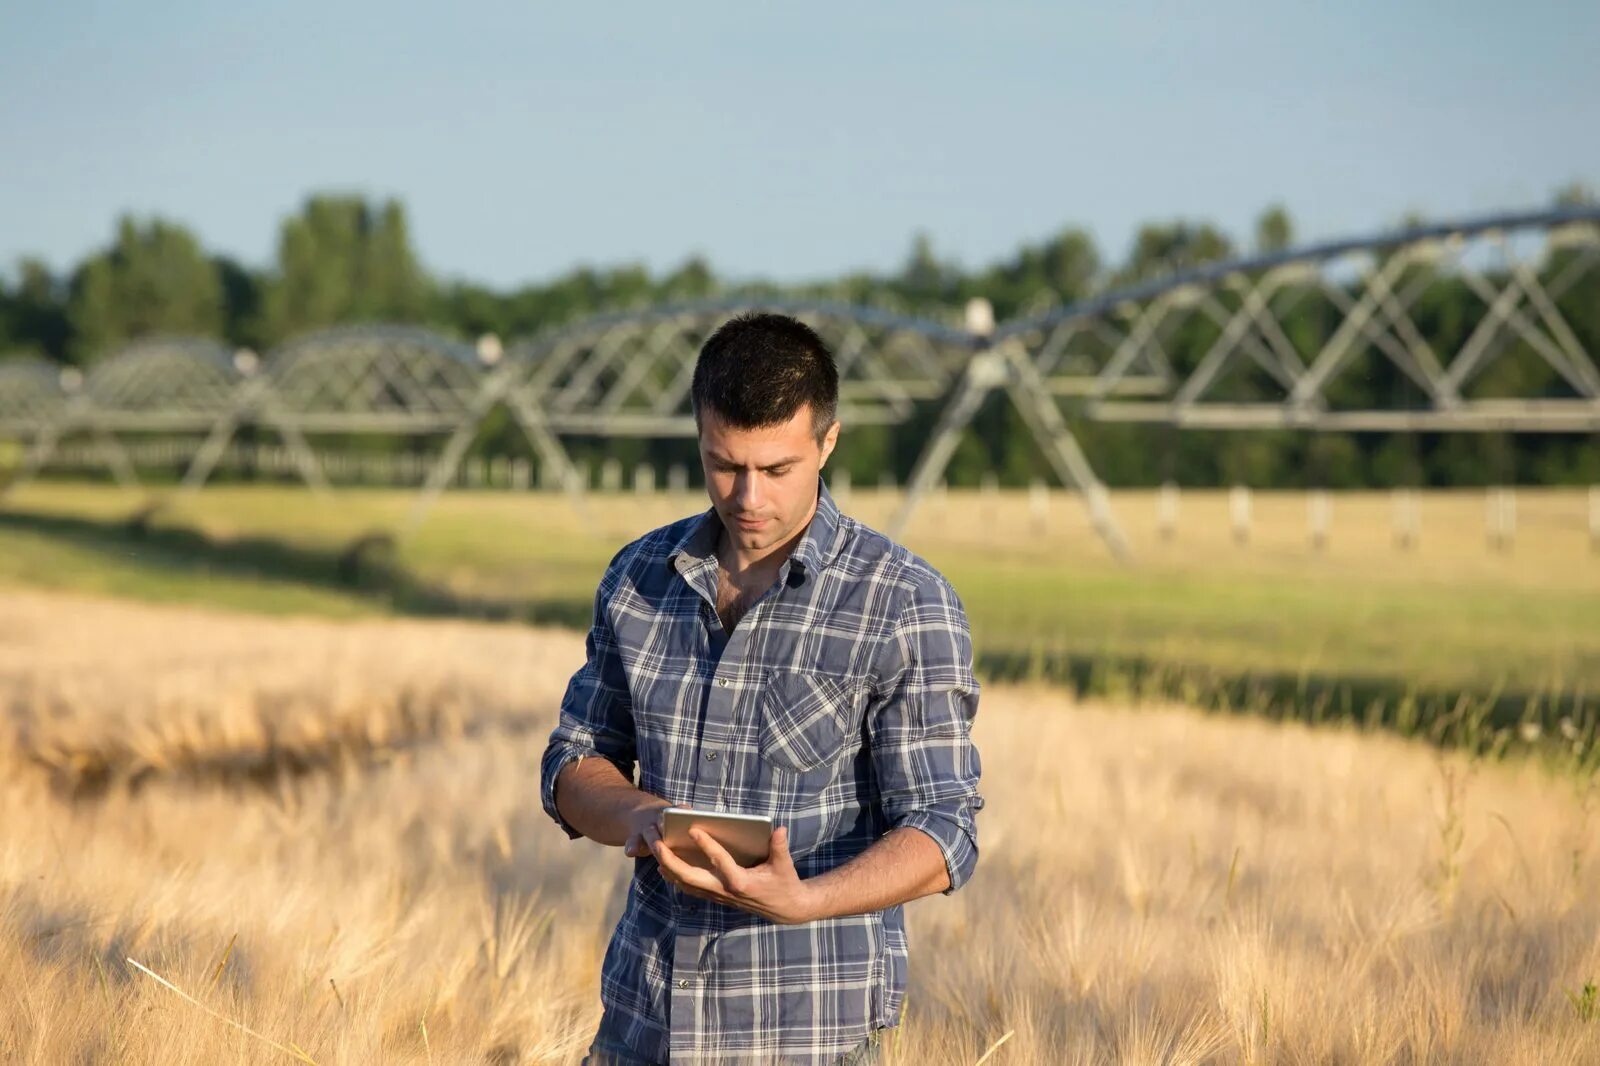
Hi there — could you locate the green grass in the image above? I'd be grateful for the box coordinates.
[944,553,1600,694]
[0,519,377,618]
[3,481,1598,729]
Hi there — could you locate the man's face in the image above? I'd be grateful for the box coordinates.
[698,404,840,558]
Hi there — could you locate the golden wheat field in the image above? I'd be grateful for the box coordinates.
[1,587,1597,1065]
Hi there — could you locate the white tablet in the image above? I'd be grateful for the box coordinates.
[659,806,773,870]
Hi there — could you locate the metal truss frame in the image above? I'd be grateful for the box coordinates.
[0,340,243,499]
[0,357,78,496]
[892,206,1600,554]
[0,357,69,441]
[3,207,1597,561]
[400,298,975,529]
[503,297,970,431]
[182,326,491,498]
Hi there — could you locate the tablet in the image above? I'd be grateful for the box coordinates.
[659,806,773,870]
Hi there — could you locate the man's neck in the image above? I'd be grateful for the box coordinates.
[717,494,819,579]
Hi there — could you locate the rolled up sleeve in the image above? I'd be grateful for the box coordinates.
[868,569,984,895]
[539,556,638,840]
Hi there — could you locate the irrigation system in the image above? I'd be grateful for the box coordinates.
[3,207,1598,557]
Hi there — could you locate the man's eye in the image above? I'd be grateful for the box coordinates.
[767,467,792,477]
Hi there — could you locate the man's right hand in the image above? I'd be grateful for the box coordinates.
[552,755,673,851]
[623,798,672,858]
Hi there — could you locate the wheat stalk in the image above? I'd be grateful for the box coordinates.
[973,1029,1014,1065]
[126,956,319,1064]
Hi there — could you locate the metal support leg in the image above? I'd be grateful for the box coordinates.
[268,411,331,496]
[1004,348,1131,561]
[889,351,1005,538]
[892,343,1130,561]
[179,410,242,493]
[508,392,589,517]
[0,422,63,501]
[92,427,141,488]
[401,372,590,536]
[404,405,494,535]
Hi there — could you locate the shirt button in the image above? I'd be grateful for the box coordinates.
[676,979,690,989]
[717,678,729,687]
[705,751,718,761]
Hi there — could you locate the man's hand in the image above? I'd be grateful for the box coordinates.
[622,799,673,859]
[552,755,674,850]
[648,824,819,925]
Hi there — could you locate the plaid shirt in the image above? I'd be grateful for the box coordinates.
[540,478,984,1064]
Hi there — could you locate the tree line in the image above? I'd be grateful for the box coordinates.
[2,190,1596,489]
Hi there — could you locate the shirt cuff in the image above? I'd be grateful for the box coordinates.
[540,742,594,840]
[891,806,979,895]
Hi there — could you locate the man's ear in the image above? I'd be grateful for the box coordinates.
[819,420,841,467]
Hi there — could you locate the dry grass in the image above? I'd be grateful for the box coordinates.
[2,588,1597,1064]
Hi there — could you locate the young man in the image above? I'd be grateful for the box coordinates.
[540,312,984,1065]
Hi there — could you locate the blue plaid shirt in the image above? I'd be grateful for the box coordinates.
[541,478,984,1064]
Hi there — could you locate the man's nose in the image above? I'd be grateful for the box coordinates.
[735,472,763,509]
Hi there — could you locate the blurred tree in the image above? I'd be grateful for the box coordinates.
[263,195,430,343]
[943,429,992,487]
[970,227,1100,318]
[1,259,72,360]
[1117,221,1234,285]
[659,255,717,302]
[1370,435,1425,488]
[363,200,429,318]
[602,263,653,308]
[1217,430,1291,486]
[1038,229,1101,298]
[213,255,265,351]
[1305,433,1364,488]
[1254,204,1295,254]
[66,217,224,363]
[1553,180,1596,207]
[900,231,954,305]
[434,282,510,341]
[831,422,893,484]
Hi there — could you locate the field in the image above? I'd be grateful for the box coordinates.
[2,588,1597,1064]
[2,481,1599,728]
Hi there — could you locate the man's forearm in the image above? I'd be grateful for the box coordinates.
[801,826,951,920]
[554,754,668,846]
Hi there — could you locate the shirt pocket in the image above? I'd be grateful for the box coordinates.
[757,669,861,774]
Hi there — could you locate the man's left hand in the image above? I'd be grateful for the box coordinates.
[648,823,821,925]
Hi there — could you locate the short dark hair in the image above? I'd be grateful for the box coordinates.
[692,312,839,443]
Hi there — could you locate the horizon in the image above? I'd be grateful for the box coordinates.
[5,188,1594,295]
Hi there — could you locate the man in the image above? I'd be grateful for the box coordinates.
[540,312,984,1065]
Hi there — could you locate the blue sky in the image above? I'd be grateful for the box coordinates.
[2,2,1596,288]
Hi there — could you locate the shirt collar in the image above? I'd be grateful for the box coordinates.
[665,475,845,580]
